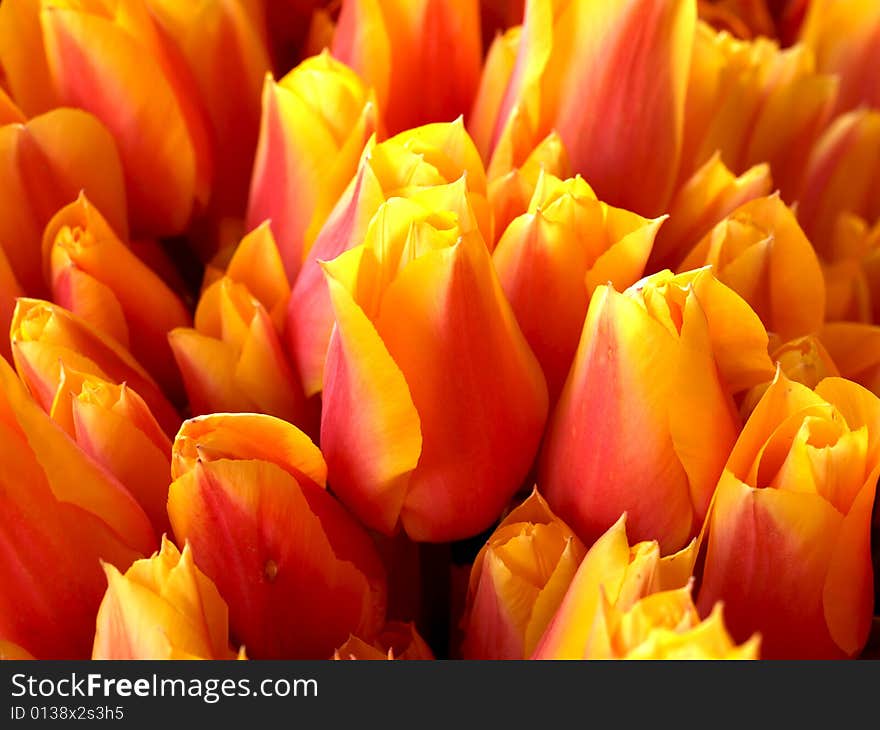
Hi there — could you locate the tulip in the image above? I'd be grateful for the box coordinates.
[460,489,586,660]
[532,514,700,659]
[246,51,378,282]
[93,536,239,660]
[320,189,548,542]
[333,622,434,660]
[648,153,772,272]
[698,372,880,658]
[820,213,880,324]
[285,119,491,397]
[796,109,880,249]
[9,298,181,435]
[44,193,191,400]
[493,172,664,399]
[146,0,270,222]
[540,268,775,553]
[169,223,310,429]
[167,413,387,659]
[0,108,127,295]
[799,0,880,114]
[478,0,696,217]
[0,356,155,658]
[0,0,212,236]
[680,21,837,201]
[818,323,880,397]
[332,0,482,135]
[678,194,826,343]
[49,366,173,536]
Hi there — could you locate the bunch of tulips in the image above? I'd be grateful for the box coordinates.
[1,0,880,661]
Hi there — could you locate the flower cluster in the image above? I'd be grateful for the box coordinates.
[1,0,879,661]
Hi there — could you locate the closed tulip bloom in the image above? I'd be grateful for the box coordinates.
[649,153,772,271]
[49,366,172,536]
[286,119,491,397]
[799,0,880,114]
[321,189,547,542]
[494,173,664,399]
[679,194,826,343]
[93,536,238,660]
[540,268,775,553]
[698,372,880,658]
[246,51,378,282]
[796,109,880,249]
[0,0,212,236]
[0,108,127,295]
[461,489,586,660]
[168,413,387,659]
[146,0,270,222]
[10,298,181,435]
[0,357,155,659]
[680,22,837,201]
[333,622,434,660]
[480,0,696,217]
[532,514,698,659]
[44,193,191,400]
[169,223,310,428]
[332,0,482,135]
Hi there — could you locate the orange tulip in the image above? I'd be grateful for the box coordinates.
[146,0,270,222]
[9,298,181,435]
[332,0,482,135]
[818,323,880,398]
[320,189,548,542]
[167,413,387,659]
[43,193,191,400]
[0,108,127,295]
[680,21,837,201]
[493,173,664,399]
[0,0,212,236]
[169,223,310,429]
[698,372,880,658]
[678,194,826,343]
[649,153,772,271]
[796,109,880,249]
[285,120,491,397]
[532,514,703,658]
[0,356,155,659]
[246,51,378,282]
[799,0,880,114]
[93,536,239,660]
[476,0,696,217]
[48,366,172,536]
[820,213,880,324]
[333,622,434,660]
[540,268,774,553]
[460,489,586,660]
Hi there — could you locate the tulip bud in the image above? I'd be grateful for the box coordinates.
[698,372,880,658]
[0,0,213,235]
[333,0,482,135]
[168,413,387,659]
[461,489,586,659]
[532,514,700,659]
[0,356,155,658]
[540,268,775,552]
[494,173,663,399]
[10,298,181,435]
[286,119,491,397]
[0,108,127,295]
[169,223,310,429]
[43,193,191,400]
[679,194,826,343]
[333,622,434,660]
[320,189,548,541]
[246,51,378,282]
[93,536,239,660]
